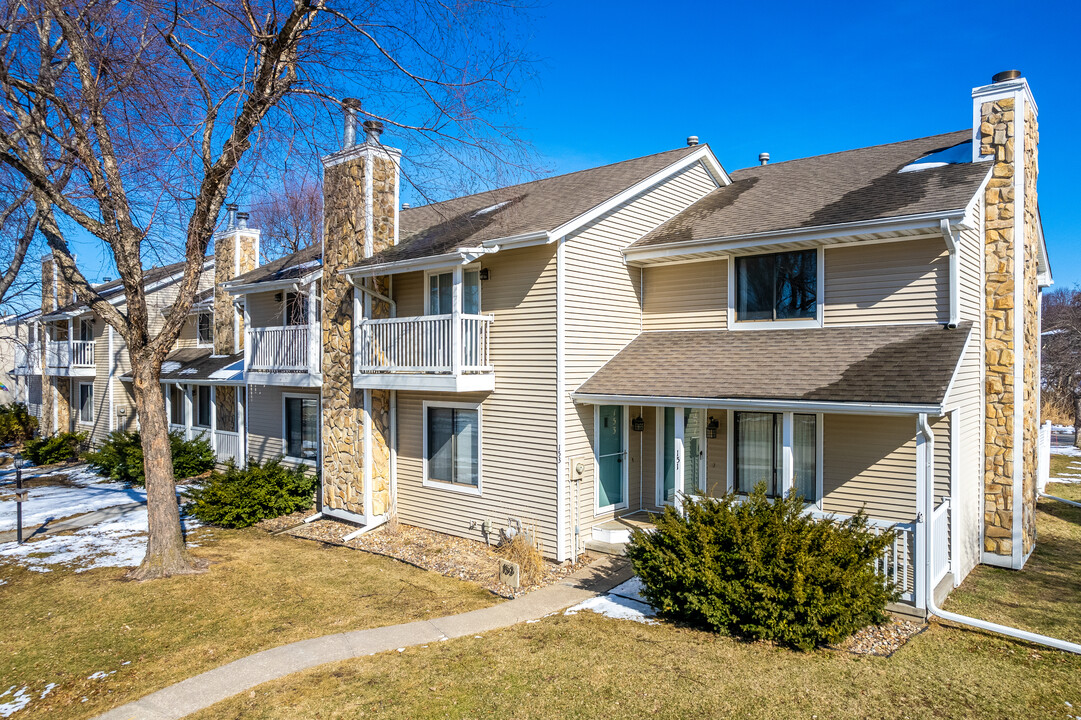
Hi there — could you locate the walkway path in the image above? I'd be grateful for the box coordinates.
[94,554,633,720]
[0,501,146,543]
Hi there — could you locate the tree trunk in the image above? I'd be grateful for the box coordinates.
[1074,394,1081,449]
[126,359,206,580]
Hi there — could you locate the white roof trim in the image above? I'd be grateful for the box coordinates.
[547,146,729,242]
[623,208,970,264]
[225,268,322,295]
[42,260,213,318]
[341,249,496,277]
[571,392,942,417]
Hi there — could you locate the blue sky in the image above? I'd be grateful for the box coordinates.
[60,0,1079,294]
[510,0,1080,286]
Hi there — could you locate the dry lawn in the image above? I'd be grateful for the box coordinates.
[0,527,495,719]
[191,482,1081,720]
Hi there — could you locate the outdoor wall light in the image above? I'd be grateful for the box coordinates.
[631,416,645,432]
[479,268,489,281]
[706,416,719,439]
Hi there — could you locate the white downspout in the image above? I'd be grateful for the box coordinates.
[919,413,1081,655]
[939,219,959,329]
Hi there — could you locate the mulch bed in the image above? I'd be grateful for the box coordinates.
[256,509,593,599]
[833,616,925,656]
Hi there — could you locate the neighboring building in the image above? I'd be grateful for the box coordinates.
[7,72,1050,613]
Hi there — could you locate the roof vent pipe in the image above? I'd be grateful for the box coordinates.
[759,152,770,166]
[237,212,249,230]
[226,203,238,230]
[686,136,699,147]
[992,69,1022,83]
[363,119,384,145]
[342,98,361,148]
[401,202,411,210]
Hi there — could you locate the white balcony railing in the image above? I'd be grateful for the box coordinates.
[45,340,95,369]
[15,343,40,370]
[357,314,493,374]
[213,430,242,464]
[247,325,314,373]
[812,511,916,604]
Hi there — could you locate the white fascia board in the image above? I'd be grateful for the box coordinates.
[547,146,729,243]
[622,208,970,264]
[941,326,974,405]
[245,372,321,388]
[479,230,550,250]
[341,249,496,278]
[1034,210,1051,284]
[570,392,942,417]
[224,269,322,296]
[57,260,214,316]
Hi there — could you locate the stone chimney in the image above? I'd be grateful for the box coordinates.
[213,203,260,355]
[974,71,1041,569]
[320,100,401,523]
[39,252,74,436]
[40,252,75,314]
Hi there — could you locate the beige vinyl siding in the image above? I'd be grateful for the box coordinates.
[642,259,728,331]
[394,243,560,555]
[822,414,917,522]
[245,384,317,467]
[824,237,949,326]
[704,410,728,497]
[247,290,291,328]
[393,272,425,317]
[562,161,720,550]
[945,197,984,580]
[87,316,112,444]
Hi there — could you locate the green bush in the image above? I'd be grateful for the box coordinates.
[24,431,88,465]
[0,403,37,444]
[84,430,215,486]
[184,458,317,528]
[626,486,900,651]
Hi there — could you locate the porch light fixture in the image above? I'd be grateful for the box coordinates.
[631,416,645,432]
[706,416,719,439]
[479,268,489,281]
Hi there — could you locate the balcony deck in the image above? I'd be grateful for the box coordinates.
[246,325,321,387]
[353,313,495,392]
[43,340,95,377]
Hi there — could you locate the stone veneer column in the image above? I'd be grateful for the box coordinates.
[39,254,74,436]
[320,106,400,521]
[976,75,1040,566]
[212,213,260,355]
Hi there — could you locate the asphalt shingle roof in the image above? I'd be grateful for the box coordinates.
[631,131,989,249]
[157,348,243,383]
[575,322,972,406]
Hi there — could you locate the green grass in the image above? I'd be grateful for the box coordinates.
[0,528,496,720]
[1048,452,1077,479]
[191,483,1081,720]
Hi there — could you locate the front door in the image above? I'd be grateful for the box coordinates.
[596,405,625,511]
[660,407,705,510]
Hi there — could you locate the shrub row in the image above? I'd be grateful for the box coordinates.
[0,403,37,444]
[84,430,215,486]
[184,459,317,528]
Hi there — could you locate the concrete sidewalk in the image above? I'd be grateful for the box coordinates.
[94,554,633,720]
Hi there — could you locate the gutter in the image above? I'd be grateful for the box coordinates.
[939,220,960,328]
[918,413,1081,655]
[571,392,942,417]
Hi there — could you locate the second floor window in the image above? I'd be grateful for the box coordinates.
[197,312,213,345]
[735,249,817,322]
[428,270,480,315]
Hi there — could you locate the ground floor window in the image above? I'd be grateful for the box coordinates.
[734,411,817,500]
[78,382,93,424]
[424,403,480,489]
[169,385,186,426]
[284,395,318,461]
[194,385,212,428]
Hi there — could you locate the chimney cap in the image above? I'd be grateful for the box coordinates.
[686,136,699,147]
[363,119,384,144]
[759,152,770,166]
[236,211,249,230]
[342,97,362,110]
[401,202,411,210]
[992,69,1022,83]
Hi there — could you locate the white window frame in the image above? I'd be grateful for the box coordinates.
[726,409,824,508]
[422,399,483,496]
[281,392,319,466]
[593,404,629,515]
[654,406,708,508]
[727,246,825,330]
[77,382,94,425]
[78,318,94,342]
[193,384,212,429]
[196,311,213,347]
[423,264,482,316]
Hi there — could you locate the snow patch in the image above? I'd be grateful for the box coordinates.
[472,200,511,217]
[178,368,198,375]
[161,361,182,373]
[0,466,144,532]
[1051,446,1081,457]
[0,506,200,573]
[0,686,32,718]
[565,577,658,624]
[87,671,115,680]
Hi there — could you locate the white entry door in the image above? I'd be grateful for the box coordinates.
[659,407,705,512]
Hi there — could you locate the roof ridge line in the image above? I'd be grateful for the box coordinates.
[729,129,971,172]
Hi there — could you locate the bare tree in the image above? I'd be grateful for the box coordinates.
[0,0,532,579]
[249,172,322,261]
[1042,287,1081,445]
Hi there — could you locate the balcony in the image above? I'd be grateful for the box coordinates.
[44,340,95,376]
[13,343,40,375]
[170,425,244,466]
[245,325,320,387]
[354,314,494,392]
